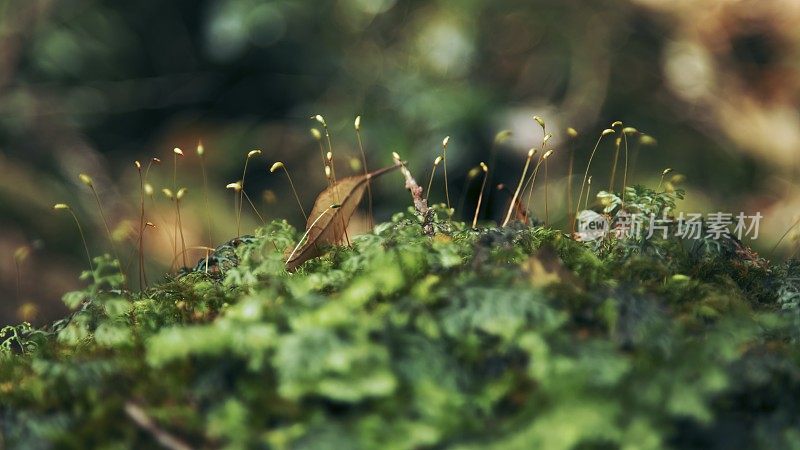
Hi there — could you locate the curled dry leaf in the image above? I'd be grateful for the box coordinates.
[285,164,401,271]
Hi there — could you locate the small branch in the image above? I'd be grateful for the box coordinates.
[124,402,194,450]
[393,155,434,236]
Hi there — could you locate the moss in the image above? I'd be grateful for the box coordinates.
[2,194,800,449]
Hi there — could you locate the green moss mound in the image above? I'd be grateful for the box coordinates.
[3,197,800,449]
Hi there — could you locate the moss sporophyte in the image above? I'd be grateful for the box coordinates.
[3,117,798,449]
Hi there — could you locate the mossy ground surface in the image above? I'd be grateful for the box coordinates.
[2,198,800,449]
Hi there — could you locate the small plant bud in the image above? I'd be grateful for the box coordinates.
[145,222,156,228]
[533,116,545,128]
[480,162,488,172]
[152,157,161,164]
[173,148,184,156]
[442,136,450,148]
[270,162,284,173]
[176,188,187,200]
[226,182,242,191]
[392,151,401,161]
[247,149,261,159]
[640,135,657,146]
[310,128,322,140]
[468,167,481,179]
[527,148,536,158]
[567,127,578,138]
[611,120,623,127]
[623,127,638,135]
[78,173,93,187]
[144,183,154,196]
[354,115,361,131]
[494,130,512,144]
[433,156,443,165]
[313,114,326,126]
[134,161,141,170]
[326,151,333,162]
[14,246,30,263]
[601,129,615,136]
[543,133,552,144]
[325,165,332,179]
[542,149,554,159]
[196,142,204,156]
[162,188,174,199]
[662,168,673,176]
[53,203,70,210]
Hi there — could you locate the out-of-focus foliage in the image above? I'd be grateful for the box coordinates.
[3,191,800,449]
[3,0,800,325]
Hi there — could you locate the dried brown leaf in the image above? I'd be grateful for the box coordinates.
[285,164,401,270]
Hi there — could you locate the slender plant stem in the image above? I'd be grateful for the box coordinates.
[502,152,534,227]
[176,199,187,267]
[89,185,124,287]
[173,153,179,256]
[770,216,800,258]
[355,128,373,229]
[238,158,252,237]
[524,158,544,216]
[242,190,266,224]
[584,177,592,210]
[621,132,629,209]
[443,145,451,210]
[575,135,608,233]
[137,167,147,290]
[281,166,307,221]
[544,159,549,226]
[609,137,621,191]
[317,140,330,187]
[322,125,350,246]
[567,141,575,231]
[200,155,213,246]
[472,170,489,228]
[68,208,94,276]
[425,163,439,201]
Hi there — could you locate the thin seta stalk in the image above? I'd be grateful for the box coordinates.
[53,203,95,278]
[566,127,578,229]
[441,136,451,211]
[354,115,373,229]
[502,148,536,227]
[472,162,489,229]
[310,128,329,186]
[657,168,673,192]
[270,162,307,221]
[79,173,123,285]
[574,128,615,233]
[197,141,214,247]
[237,149,262,236]
[425,156,443,202]
[134,161,147,290]
[314,114,350,246]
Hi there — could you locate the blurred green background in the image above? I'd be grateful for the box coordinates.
[2,0,800,325]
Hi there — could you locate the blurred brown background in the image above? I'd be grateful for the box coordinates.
[2,0,799,326]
